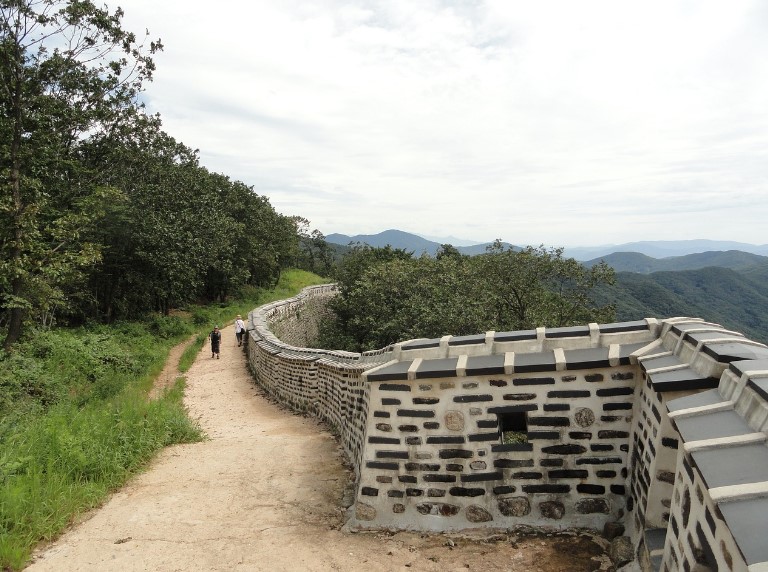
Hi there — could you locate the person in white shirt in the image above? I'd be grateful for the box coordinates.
[234,315,246,347]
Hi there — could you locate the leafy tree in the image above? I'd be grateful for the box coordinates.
[0,0,160,347]
[318,241,616,352]
[474,242,616,331]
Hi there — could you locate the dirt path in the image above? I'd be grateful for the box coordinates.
[26,324,614,571]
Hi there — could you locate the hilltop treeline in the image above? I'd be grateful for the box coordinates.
[0,1,307,349]
[319,243,616,352]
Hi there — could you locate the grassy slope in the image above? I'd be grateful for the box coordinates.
[0,269,325,570]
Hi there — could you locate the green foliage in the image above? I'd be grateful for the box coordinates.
[592,266,768,344]
[319,243,615,352]
[0,268,322,570]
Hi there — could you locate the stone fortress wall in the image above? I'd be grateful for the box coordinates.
[246,284,768,572]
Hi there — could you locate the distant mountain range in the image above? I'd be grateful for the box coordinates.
[327,230,768,260]
[326,229,515,257]
[326,229,768,343]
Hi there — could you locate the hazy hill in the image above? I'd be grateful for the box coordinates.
[592,266,768,343]
[326,229,515,257]
[566,239,768,260]
[584,250,768,274]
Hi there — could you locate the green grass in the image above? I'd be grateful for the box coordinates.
[0,268,324,570]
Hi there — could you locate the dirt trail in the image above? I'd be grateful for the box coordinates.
[26,324,613,571]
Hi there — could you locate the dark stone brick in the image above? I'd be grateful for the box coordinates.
[406,488,424,497]
[376,476,393,483]
[427,488,446,497]
[619,444,629,452]
[576,457,622,465]
[511,471,542,479]
[548,390,591,398]
[381,384,411,392]
[544,404,570,411]
[398,424,418,432]
[596,386,634,397]
[600,416,622,422]
[513,377,556,386]
[540,458,564,467]
[576,498,609,513]
[528,416,570,427]
[490,379,508,387]
[561,375,577,382]
[423,422,440,429]
[477,419,499,429]
[596,470,617,478]
[577,484,606,494]
[361,487,379,496]
[427,436,464,444]
[405,463,440,471]
[388,490,404,498]
[492,443,535,452]
[366,461,399,470]
[651,403,661,423]
[603,402,632,411]
[449,487,485,497]
[503,393,537,401]
[610,484,626,495]
[662,437,679,449]
[493,485,517,495]
[488,404,538,413]
[374,411,391,418]
[405,436,422,445]
[454,394,493,403]
[539,500,566,519]
[657,470,675,484]
[598,430,629,439]
[399,475,417,483]
[463,382,479,389]
[462,472,503,482]
[585,374,604,383]
[498,497,531,516]
[527,431,560,440]
[542,444,587,455]
[397,409,435,418]
[468,432,501,442]
[548,470,589,479]
[369,436,400,444]
[423,474,457,483]
[393,503,405,514]
[376,423,393,432]
[523,484,570,494]
[590,444,614,452]
[611,372,634,381]
[416,502,460,516]
[439,449,473,459]
[445,464,464,471]
[494,459,535,469]
[381,398,401,406]
[569,431,592,439]
[376,451,409,459]
[413,397,439,405]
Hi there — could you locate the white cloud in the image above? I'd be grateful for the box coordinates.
[120,0,768,246]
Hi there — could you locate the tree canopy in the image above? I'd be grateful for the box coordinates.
[0,1,307,348]
[318,243,616,352]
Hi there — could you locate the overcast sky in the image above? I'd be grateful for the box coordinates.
[119,0,768,247]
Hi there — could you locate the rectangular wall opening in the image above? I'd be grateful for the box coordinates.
[498,411,528,444]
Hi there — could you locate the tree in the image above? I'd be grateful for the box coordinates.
[0,0,160,347]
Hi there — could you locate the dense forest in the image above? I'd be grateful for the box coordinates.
[0,0,327,351]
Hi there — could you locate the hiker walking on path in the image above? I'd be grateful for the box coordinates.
[234,315,246,347]
[209,325,221,358]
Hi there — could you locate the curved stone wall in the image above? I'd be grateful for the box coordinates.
[246,285,768,571]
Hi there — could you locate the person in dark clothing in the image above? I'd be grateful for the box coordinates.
[209,325,221,359]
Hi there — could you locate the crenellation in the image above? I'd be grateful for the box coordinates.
[246,286,768,571]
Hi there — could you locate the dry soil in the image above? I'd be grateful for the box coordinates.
[26,324,614,571]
